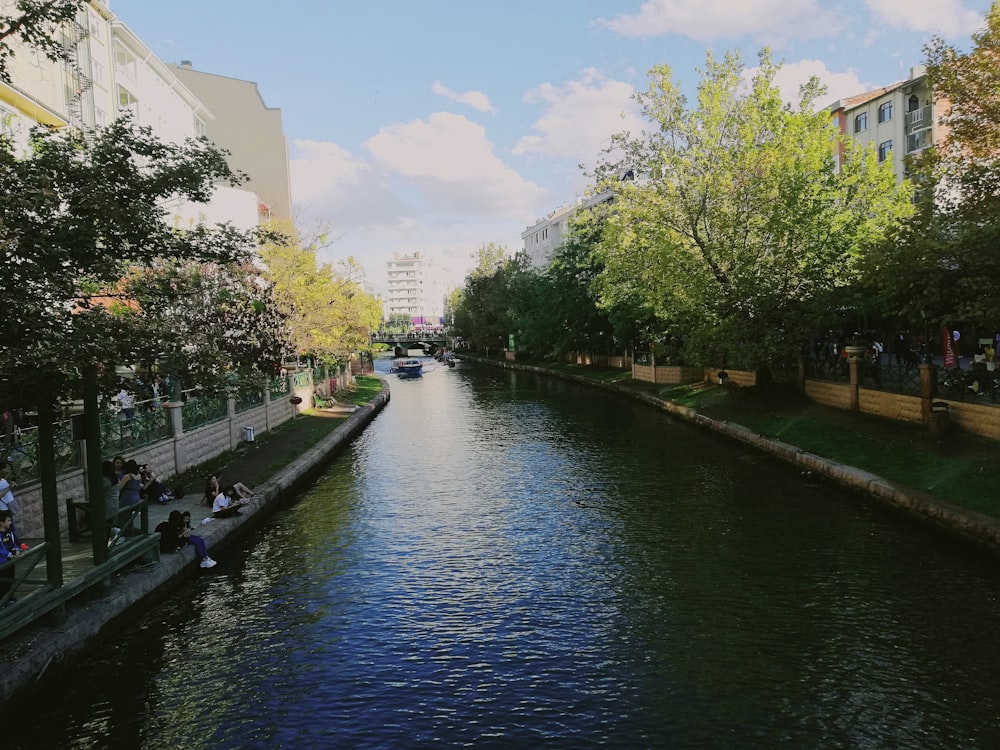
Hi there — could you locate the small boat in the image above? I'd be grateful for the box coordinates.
[391,358,423,378]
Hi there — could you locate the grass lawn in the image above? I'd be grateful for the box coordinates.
[477,356,1000,520]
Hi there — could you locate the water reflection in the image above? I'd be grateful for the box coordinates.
[9,362,1000,748]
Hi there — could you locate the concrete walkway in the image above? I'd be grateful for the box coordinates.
[0,382,390,708]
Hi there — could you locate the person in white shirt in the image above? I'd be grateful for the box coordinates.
[212,486,250,519]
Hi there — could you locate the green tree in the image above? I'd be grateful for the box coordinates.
[260,220,381,364]
[452,242,519,352]
[879,1,1000,327]
[0,116,269,404]
[594,49,913,370]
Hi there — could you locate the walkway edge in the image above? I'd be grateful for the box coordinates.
[0,380,391,707]
[461,356,1000,558]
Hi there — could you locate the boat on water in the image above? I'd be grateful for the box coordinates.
[390,358,424,378]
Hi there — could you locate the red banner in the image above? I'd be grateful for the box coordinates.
[943,326,956,369]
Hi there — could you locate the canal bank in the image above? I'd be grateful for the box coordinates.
[461,355,1000,559]
[0,380,390,708]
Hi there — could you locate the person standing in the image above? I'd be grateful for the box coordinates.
[0,509,20,603]
[0,466,21,536]
[117,459,142,535]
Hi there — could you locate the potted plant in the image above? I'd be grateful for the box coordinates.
[843,335,868,360]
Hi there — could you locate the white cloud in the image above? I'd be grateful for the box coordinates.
[431,81,497,113]
[744,59,871,108]
[366,111,548,217]
[289,139,366,204]
[513,68,643,162]
[601,0,843,44]
[291,125,543,295]
[865,0,984,38]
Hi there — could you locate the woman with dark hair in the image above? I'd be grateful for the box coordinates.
[101,460,122,543]
[155,510,216,568]
[118,459,142,535]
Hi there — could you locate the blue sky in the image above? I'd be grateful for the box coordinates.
[109,0,993,293]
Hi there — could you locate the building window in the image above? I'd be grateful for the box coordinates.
[906,129,931,154]
[88,11,102,39]
[854,112,867,133]
[114,43,137,81]
[878,140,893,162]
[117,85,138,116]
[877,101,893,123]
[91,60,105,89]
[94,107,107,127]
[193,116,207,137]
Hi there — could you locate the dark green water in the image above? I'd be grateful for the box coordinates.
[10,360,1000,748]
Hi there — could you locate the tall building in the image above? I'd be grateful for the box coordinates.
[385,252,450,329]
[828,66,948,184]
[0,0,273,231]
[169,62,293,222]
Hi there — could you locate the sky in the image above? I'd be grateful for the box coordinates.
[108,0,994,295]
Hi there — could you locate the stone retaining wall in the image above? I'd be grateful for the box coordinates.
[0,380,390,709]
[13,369,331,538]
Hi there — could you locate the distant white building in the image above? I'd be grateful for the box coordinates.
[385,252,450,328]
[521,186,619,270]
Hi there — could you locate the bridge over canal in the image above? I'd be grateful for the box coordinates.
[371,332,451,357]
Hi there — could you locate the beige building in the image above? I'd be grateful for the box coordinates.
[169,62,293,222]
[829,66,948,184]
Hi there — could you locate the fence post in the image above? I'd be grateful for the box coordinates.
[165,401,185,475]
[919,364,936,426]
[227,396,237,450]
[848,355,861,411]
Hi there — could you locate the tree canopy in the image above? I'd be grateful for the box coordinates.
[259,220,381,365]
[865,2,1000,328]
[593,49,913,368]
[0,117,279,403]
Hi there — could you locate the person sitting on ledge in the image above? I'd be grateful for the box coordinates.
[203,474,254,506]
[155,510,217,568]
[212,485,251,519]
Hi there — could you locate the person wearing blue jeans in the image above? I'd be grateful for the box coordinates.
[156,510,217,568]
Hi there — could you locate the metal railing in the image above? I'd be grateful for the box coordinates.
[180,393,227,430]
[2,423,79,485]
[269,376,289,401]
[100,397,173,455]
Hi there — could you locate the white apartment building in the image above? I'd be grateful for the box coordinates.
[385,252,450,328]
[829,66,948,184]
[0,0,266,230]
[521,187,616,270]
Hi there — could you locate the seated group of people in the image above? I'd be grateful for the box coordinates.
[152,473,257,569]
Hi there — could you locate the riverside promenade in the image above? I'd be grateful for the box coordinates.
[461,354,1000,559]
[0,380,390,708]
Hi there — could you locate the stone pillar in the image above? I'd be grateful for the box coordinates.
[919,363,936,426]
[848,356,861,411]
[165,401,185,474]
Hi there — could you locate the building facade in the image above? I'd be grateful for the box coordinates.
[385,252,450,329]
[0,1,273,230]
[521,188,616,269]
[169,62,293,222]
[829,66,949,184]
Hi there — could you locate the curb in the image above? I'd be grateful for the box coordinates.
[461,356,1000,558]
[0,380,391,707]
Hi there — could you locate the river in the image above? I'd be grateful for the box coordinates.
[9,357,1000,748]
